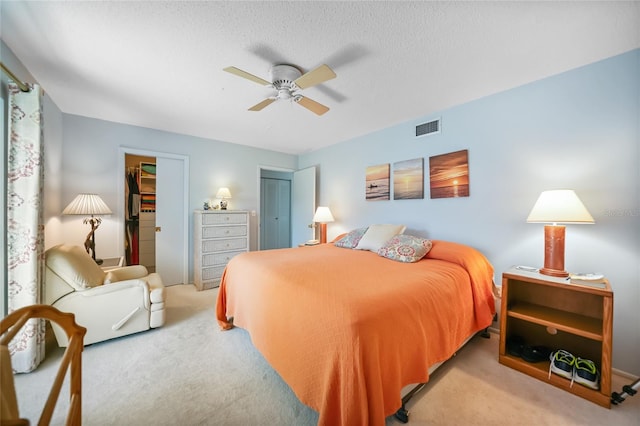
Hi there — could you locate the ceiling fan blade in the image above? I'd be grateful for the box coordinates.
[294,64,336,90]
[248,98,276,111]
[223,66,272,86]
[296,96,330,116]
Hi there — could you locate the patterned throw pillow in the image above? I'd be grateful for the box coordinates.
[377,235,433,263]
[334,227,369,249]
[355,224,406,251]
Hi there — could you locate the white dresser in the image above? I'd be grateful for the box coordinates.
[193,210,249,290]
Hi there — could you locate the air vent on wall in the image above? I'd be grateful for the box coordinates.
[416,119,440,137]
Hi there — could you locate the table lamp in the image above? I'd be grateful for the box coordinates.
[313,206,334,244]
[526,189,594,277]
[216,187,232,210]
[63,193,112,264]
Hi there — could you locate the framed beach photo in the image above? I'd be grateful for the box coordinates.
[365,164,390,200]
[429,149,469,199]
[393,158,424,200]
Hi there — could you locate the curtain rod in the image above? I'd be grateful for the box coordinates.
[0,62,30,92]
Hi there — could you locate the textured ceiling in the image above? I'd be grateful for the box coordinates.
[2,1,639,154]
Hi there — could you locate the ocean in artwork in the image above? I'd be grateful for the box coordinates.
[366,177,390,200]
[394,178,424,199]
[394,158,424,200]
[430,183,470,199]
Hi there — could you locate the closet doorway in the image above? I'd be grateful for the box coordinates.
[125,154,157,271]
[119,148,188,286]
[260,171,292,250]
[258,166,316,249]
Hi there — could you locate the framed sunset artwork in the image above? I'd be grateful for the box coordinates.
[393,158,424,200]
[429,149,469,199]
[365,164,390,200]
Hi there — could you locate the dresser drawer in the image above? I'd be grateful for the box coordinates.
[202,238,247,253]
[201,250,245,267]
[201,265,227,281]
[202,225,247,239]
[202,213,247,225]
[199,280,220,290]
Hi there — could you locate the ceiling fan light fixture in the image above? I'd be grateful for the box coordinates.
[278,89,293,100]
[224,62,336,115]
[270,64,302,82]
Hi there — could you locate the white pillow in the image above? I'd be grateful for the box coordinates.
[355,224,406,251]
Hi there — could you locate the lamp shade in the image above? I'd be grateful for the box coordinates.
[313,206,334,223]
[526,190,594,224]
[62,194,112,215]
[216,187,232,199]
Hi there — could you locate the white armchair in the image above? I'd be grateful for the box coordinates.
[45,244,166,346]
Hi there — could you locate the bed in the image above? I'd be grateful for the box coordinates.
[215,236,495,426]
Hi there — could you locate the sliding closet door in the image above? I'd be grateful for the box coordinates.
[155,156,186,285]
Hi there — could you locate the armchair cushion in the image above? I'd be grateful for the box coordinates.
[44,244,166,347]
[46,244,105,289]
[104,265,150,283]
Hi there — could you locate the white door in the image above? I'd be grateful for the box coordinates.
[291,166,316,246]
[155,156,186,285]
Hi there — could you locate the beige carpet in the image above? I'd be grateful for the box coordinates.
[12,284,640,425]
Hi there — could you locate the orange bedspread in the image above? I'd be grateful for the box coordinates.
[216,240,495,426]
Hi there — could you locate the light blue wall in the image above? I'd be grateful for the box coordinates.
[58,115,297,281]
[300,49,640,375]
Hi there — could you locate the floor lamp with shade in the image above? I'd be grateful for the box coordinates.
[63,193,112,264]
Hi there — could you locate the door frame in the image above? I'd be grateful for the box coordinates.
[118,147,189,285]
[257,165,295,250]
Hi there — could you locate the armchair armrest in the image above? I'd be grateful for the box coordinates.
[104,265,149,283]
[78,279,150,300]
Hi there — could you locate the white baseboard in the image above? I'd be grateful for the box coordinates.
[612,368,639,381]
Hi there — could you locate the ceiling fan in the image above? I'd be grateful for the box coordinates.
[223,63,336,116]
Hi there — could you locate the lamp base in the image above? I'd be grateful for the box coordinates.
[540,225,569,278]
[539,267,569,278]
[319,223,327,244]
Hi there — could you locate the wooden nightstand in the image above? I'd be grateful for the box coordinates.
[499,268,613,408]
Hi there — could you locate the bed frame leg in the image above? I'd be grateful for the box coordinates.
[395,404,409,423]
[395,381,427,423]
[480,327,491,339]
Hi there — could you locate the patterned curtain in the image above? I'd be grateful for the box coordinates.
[6,82,46,373]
